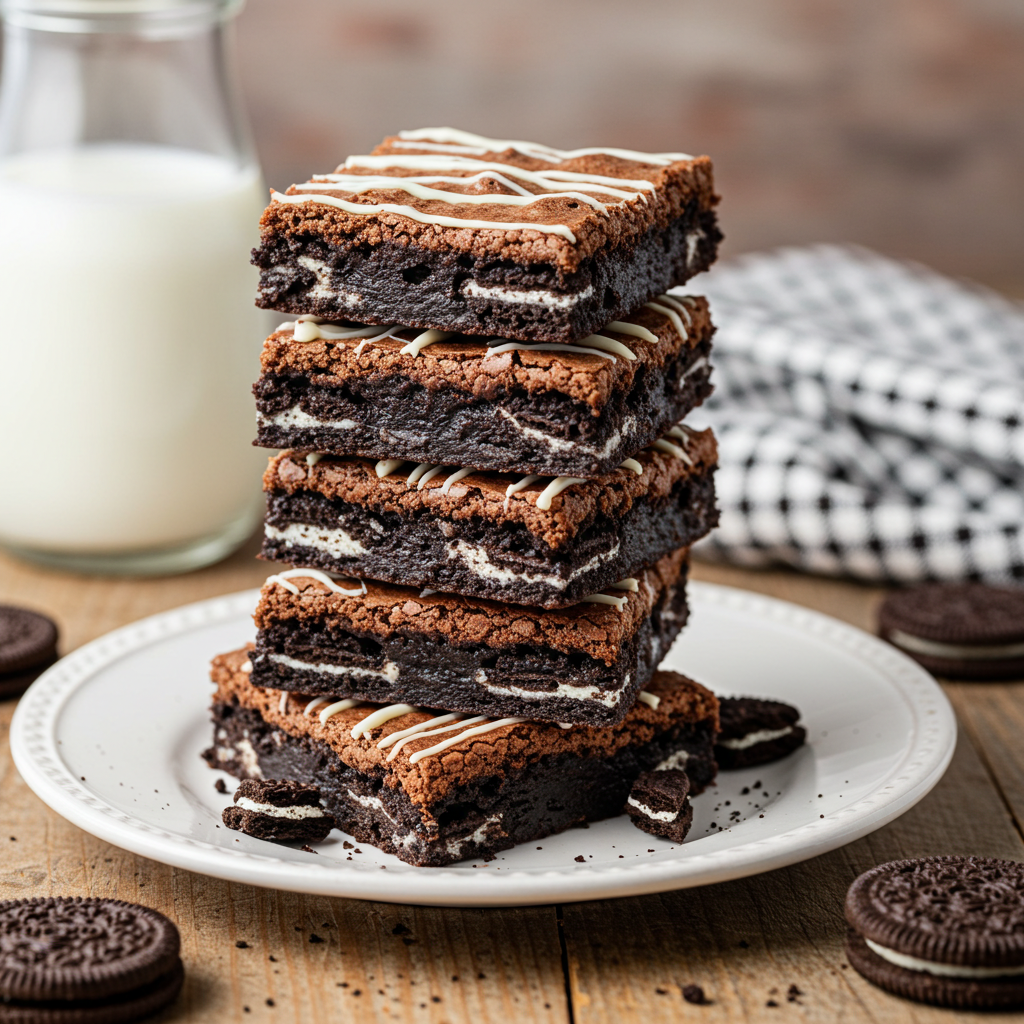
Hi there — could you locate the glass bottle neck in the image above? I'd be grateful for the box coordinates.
[0,10,256,167]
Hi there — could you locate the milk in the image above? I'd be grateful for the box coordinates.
[0,144,267,553]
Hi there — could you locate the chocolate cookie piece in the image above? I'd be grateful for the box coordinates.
[625,769,693,843]
[0,897,183,1022]
[0,605,58,700]
[878,582,1024,680]
[845,857,1024,1009]
[714,697,805,770]
[222,779,335,844]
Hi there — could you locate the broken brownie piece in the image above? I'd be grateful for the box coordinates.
[249,549,689,727]
[222,778,335,843]
[252,127,721,344]
[625,769,693,843]
[714,697,807,769]
[205,650,719,866]
[260,425,717,608]
[253,296,713,477]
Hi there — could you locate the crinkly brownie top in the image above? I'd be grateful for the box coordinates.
[260,127,718,271]
[258,295,712,414]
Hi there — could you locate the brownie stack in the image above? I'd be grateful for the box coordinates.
[207,128,724,866]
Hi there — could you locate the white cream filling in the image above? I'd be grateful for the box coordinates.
[259,406,359,431]
[265,522,368,558]
[497,408,633,458]
[655,749,690,771]
[445,815,503,857]
[718,726,793,750]
[235,796,328,820]
[685,228,705,268]
[887,628,1024,661]
[626,797,678,823]
[461,280,594,309]
[445,539,619,590]
[479,678,626,708]
[295,256,362,304]
[233,738,263,779]
[266,651,400,683]
[864,939,1024,979]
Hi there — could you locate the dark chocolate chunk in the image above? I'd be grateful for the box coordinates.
[0,897,183,1022]
[222,779,335,844]
[714,697,806,770]
[625,769,693,843]
[844,857,1024,1009]
[878,582,1024,681]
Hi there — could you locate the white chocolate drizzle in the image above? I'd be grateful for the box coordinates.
[344,154,660,198]
[305,453,322,467]
[400,329,453,357]
[303,696,330,717]
[296,172,613,214]
[318,698,363,724]
[605,321,659,344]
[265,568,367,597]
[609,578,639,592]
[375,458,406,479]
[240,660,253,674]
[441,467,476,494]
[638,691,661,709]
[395,127,692,167]
[644,294,695,340]
[386,716,488,762]
[485,339,616,362]
[620,458,643,475]
[278,691,289,714]
[351,703,419,740]
[535,476,587,511]
[579,591,629,612]
[292,316,399,344]
[408,717,529,764]
[272,189,580,243]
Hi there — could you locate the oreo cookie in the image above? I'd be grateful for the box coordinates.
[878,582,1024,680]
[714,697,806,769]
[625,769,693,843]
[0,605,58,700]
[222,779,335,844]
[845,857,1024,1010]
[0,897,183,1022]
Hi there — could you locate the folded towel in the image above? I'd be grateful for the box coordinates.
[689,245,1024,583]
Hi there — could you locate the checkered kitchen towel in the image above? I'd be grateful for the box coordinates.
[685,244,1024,583]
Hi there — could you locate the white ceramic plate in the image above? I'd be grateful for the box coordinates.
[11,582,955,907]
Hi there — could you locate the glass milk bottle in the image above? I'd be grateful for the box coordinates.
[0,0,267,574]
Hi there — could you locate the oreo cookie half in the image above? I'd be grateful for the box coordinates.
[0,897,183,1022]
[222,779,336,844]
[845,857,1024,1009]
[0,605,59,700]
[714,697,806,769]
[878,582,1024,680]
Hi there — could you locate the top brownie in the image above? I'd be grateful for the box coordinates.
[253,127,721,343]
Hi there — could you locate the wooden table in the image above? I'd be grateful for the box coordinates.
[2,540,1023,1024]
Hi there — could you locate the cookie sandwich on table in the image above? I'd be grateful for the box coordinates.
[207,128,749,866]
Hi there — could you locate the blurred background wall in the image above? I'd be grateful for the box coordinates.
[236,0,1024,292]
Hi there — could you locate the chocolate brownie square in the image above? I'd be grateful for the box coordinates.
[253,296,713,477]
[252,128,721,344]
[260,425,717,608]
[205,649,719,866]
[248,549,690,727]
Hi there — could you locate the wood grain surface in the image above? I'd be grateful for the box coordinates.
[2,542,1023,1023]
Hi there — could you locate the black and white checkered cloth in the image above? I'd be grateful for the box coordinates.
[684,244,1024,583]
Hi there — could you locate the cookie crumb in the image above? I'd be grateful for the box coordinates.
[682,984,709,1005]
[574,855,585,862]
[214,778,228,794]
[235,940,249,949]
